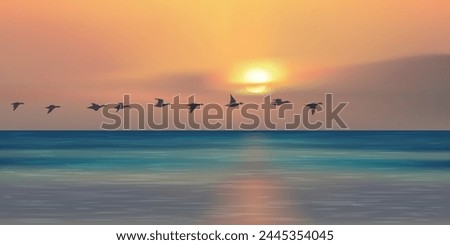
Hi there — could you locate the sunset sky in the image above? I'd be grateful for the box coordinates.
[1,0,449,129]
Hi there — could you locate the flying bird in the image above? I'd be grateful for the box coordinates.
[187,103,203,113]
[305,102,323,115]
[11,102,24,111]
[45,105,61,114]
[272,98,290,106]
[115,103,130,112]
[87,103,105,111]
[225,94,243,107]
[155,98,170,107]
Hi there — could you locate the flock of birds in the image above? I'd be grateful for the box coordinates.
[10,95,323,115]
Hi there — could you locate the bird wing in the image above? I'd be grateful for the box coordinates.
[47,107,55,114]
[187,103,200,113]
[188,104,197,113]
[230,94,236,104]
[155,99,164,106]
[115,104,122,112]
[311,109,315,115]
[12,104,19,110]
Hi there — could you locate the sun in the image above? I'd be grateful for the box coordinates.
[245,84,268,94]
[243,68,271,84]
[230,61,286,94]
[242,68,271,94]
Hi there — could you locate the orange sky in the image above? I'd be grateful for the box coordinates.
[1,0,449,129]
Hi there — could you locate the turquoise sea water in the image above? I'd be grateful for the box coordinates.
[0,131,449,224]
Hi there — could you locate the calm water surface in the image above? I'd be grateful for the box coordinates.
[0,131,449,224]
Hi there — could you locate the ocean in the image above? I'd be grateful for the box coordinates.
[0,131,449,224]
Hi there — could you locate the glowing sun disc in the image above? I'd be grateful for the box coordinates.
[245,84,268,94]
[229,60,286,95]
[244,68,271,84]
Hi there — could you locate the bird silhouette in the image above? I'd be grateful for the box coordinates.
[187,103,203,113]
[305,102,322,115]
[272,98,290,106]
[87,103,105,111]
[12,102,24,111]
[155,98,170,107]
[225,94,243,107]
[46,105,61,114]
[115,103,130,112]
